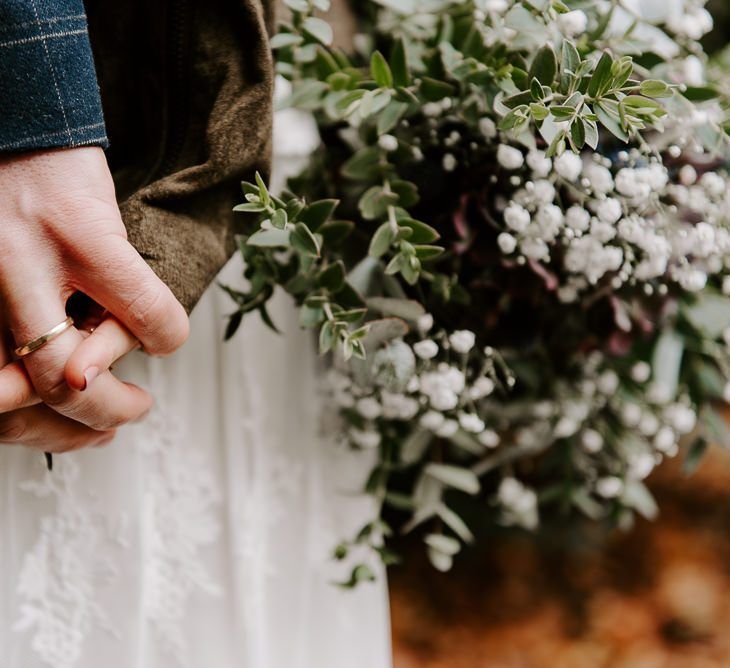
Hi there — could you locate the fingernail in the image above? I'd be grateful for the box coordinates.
[82,366,100,391]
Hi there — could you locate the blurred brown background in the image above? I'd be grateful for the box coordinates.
[390,447,730,668]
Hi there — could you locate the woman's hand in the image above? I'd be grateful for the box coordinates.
[0,146,189,433]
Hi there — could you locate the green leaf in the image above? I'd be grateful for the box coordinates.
[370,51,393,88]
[397,218,439,243]
[317,261,346,292]
[530,103,549,121]
[359,89,391,118]
[425,464,480,495]
[683,293,730,338]
[336,563,376,588]
[246,228,290,247]
[233,202,267,213]
[436,504,475,543]
[342,147,381,181]
[583,118,599,149]
[390,38,410,87]
[400,430,432,465]
[257,304,280,334]
[254,171,270,207]
[595,102,629,142]
[420,77,455,101]
[682,86,719,102]
[699,404,730,449]
[269,32,303,49]
[561,41,580,82]
[414,244,444,260]
[621,480,658,521]
[301,16,333,45]
[389,180,419,207]
[620,95,665,118]
[651,329,684,402]
[683,437,709,476]
[528,44,557,86]
[639,79,672,98]
[366,297,425,321]
[298,199,339,230]
[570,118,585,149]
[318,219,354,245]
[588,52,613,99]
[290,222,320,256]
[224,311,243,341]
[377,100,408,135]
[369,222,396,258]
[271,208,288,230]
[319,320,336,353]
[358,186,399,220]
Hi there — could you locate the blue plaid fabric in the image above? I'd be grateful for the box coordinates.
[0,0,108,153]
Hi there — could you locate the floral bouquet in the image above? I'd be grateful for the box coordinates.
[225,0,730,581]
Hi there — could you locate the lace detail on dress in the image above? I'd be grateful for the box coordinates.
[13,457,121,668]
[139,359,222,667]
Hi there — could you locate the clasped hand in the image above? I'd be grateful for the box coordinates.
[0,147,189,452]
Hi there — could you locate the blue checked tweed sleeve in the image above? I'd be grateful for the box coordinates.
[0,0,108,153]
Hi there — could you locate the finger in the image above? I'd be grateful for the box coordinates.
[0,405,115,453]
[0,361,41,412]
[64,316,139,391]
[75,234,189,356]
[4,278,154,430]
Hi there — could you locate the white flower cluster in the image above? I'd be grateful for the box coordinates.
[328,326,503,454]
[497,351,699,505]
[495,145,730,301]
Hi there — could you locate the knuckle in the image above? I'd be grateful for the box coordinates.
[125,286,165,334]
[126,287,189,354]
[0,416,26,443]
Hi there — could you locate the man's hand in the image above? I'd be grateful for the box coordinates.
[0,146,189,433]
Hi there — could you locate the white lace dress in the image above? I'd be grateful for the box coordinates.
[0,95,392,668]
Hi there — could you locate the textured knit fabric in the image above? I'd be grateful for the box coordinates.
[0,0,107,153]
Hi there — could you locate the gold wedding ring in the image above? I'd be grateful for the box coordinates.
[14,316,75,358]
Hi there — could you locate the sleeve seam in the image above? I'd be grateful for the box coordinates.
[0,122,107,152]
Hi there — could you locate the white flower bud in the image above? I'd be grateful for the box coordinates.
[435,419,459,437]
[504,204,530,232]
[458,412,485,433]
[479,117,497,139]
[554,151,583,181]
[378,134,398,152]
[356,397,382,420]
[420,410,445,431]
[654,426,677,453]
[497,232,517,254]
[350,428,381,449]
[417,313,434,333]
[631,361,651,383]
[566,206,590,232]
[442,153,457,172]
[414,339,439,360]
[596,476,623,499]
[449,330,476,354]
[478,429,500,448]
[526,150,551,178]
[557,9,588,36]
[497,144,524,170]
[469,376,495,400]
[581,429,604,453]
[596,198,622,224]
